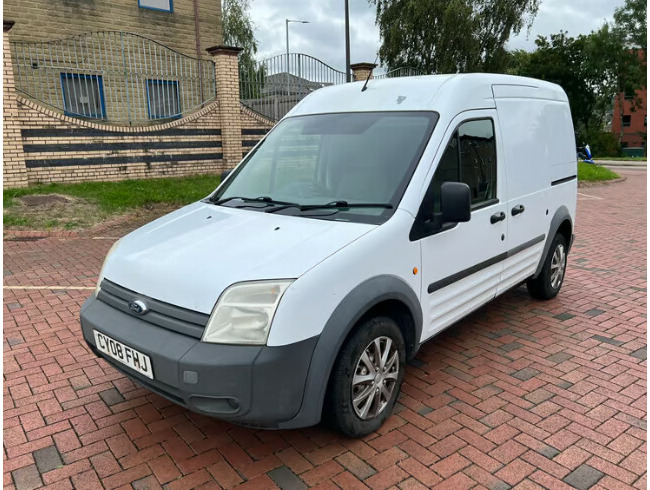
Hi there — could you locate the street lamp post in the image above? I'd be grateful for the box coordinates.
[285,19,309,98]
[345,0,351,82]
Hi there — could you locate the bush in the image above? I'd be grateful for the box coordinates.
[578,130,622,158]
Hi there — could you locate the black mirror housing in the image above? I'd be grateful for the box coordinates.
[441,182,471,223]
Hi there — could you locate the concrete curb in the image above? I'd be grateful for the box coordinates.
[593,160,646,167]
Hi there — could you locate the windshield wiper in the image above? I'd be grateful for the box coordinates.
[210,196,298,206]
[265,200,393,213]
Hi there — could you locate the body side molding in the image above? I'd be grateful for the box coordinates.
[551,175,577,186]
[428,234,545,294]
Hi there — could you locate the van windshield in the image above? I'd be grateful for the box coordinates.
[211,111,438,224]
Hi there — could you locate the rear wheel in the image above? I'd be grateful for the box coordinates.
[527,234,568,300]
[325,316,405,437]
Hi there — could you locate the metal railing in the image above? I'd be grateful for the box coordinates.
[11,31,216,125]
[240,53,347,122]
[374,67,425,79]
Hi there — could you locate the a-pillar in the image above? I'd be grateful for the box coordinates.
[3,20,28,189]
[350,62,378,83]
[207,45,244,169]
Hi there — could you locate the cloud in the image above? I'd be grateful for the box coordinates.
[248,0,626,69]
[508,0,624,50]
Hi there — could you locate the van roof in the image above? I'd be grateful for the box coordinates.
[289,73,568,117]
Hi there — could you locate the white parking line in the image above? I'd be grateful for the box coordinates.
[578,192,603,200]
[3,286,95,290]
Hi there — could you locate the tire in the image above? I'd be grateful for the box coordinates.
[325,316,406,438]
[527,234,568,300]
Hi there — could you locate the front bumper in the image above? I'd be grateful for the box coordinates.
[80,296,318,427]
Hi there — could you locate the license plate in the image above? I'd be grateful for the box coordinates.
[93,330,154,379]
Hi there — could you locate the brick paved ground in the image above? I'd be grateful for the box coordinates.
[3,170,646,489]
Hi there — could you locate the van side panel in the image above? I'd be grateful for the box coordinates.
[492,85,576,293]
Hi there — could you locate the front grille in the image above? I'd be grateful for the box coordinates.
[97,279,209,339]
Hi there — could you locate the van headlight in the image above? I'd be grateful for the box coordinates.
[202,280,293,345]
[94,239,122,298]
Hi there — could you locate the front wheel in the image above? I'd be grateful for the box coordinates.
[527,234,568,300]
[325,316,405,438]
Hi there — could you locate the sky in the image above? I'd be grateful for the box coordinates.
[247,0,627,71]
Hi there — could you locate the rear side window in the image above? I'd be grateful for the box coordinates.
[431,119,497,212]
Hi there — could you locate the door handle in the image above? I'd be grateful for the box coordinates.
[511,204,525,216]
[490,211,506,224]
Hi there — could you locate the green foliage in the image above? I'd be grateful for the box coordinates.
[370,0,540,73]
[222,0,264,100]
[4,174,221,213]
[222,0,258,72]
[509,32,598,134]
[239,64,267,100]
[613,0,647,52]
[3,214,30,227]
[585,131,622,158]
[577,162,620,182]
[586,22,646,141]
[510,3,646,142]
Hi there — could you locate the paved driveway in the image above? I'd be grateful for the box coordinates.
[3,170,646,490]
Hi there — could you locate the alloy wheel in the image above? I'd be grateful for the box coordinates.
[550,243,566,289]
[351,336,400,420]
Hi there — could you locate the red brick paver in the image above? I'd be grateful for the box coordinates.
[4,170,646,489]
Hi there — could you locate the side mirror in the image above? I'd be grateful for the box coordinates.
[440,182,471,223]
[220,169,233,183]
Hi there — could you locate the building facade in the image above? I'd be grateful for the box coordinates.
[611,87,647,153]
[4,0,222,61]
[4,0,223,125]
[611,50,647,155]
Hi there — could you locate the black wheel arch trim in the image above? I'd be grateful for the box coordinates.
[280,275,422,428]
[533,206,573,279]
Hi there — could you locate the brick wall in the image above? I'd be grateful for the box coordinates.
[611,88,647,150]
[3,21,28,188]
[4,0,221,60]
[17,96,226,185]
[241,106,272,157]
[2,33,276,189]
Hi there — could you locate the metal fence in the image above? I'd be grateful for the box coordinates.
[10,31,216,125]
[240,53,348,122]
[374,67,425,79]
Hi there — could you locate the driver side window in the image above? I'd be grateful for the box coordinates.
[430,119,497,212]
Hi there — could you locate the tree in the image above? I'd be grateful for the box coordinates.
[222,0,258,69]
[509,32,598,134]
[613,0,647,53]
[511,25,646,148]
[222,0,264,99]
[586,23,646,143]
[370,0,540,73]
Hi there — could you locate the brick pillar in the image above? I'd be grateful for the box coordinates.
[207,45,244,169]
[350,62,377,82]
[3,20,28,188]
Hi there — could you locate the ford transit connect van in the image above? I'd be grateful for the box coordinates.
[81,74,577,437]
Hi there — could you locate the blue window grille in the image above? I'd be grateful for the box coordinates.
[60,73,106,119]
[146,79,181,119]
[138,0,173,13]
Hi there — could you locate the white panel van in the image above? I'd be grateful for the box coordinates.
[80,74,577,437]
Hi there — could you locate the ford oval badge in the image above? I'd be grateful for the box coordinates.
[129,300,148,315]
